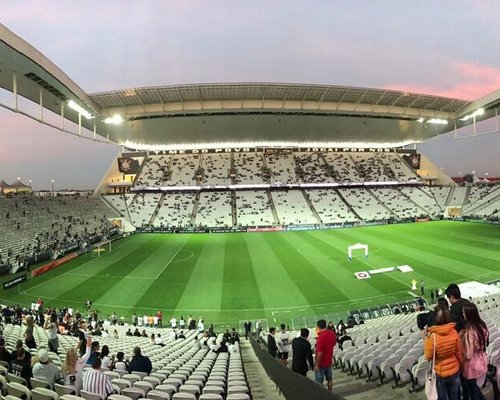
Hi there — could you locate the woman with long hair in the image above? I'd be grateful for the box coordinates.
[45,312,59,353]
[61,334,91,394]
[460,303,489,400]
[424,305,463,400]
[24,314,36,349]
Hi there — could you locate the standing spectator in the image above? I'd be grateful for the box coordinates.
[256,320,263,336]
[127,347,152,374]
[169,316,177,329]
[156,310,163,328]
[244,320,252,339]
[276,324,291,366]
[198,318,205,333]
[32,349,62,389]
[267,327,278,358]
[461,303,489,400]
[24,314,36,349]
[45,312,59,353]
[62,334,91,394]
[314,319,337,392]
[292,328,314,376]
[420,279,425,296]
[82,358,113,399]
[179,316,185,330]
[424,306,463,400]
[445,283,470,332]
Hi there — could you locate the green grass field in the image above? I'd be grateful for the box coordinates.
[2,221,500,328]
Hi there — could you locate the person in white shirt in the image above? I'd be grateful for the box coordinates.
[143,314,148,327]
[276,324,291,366]
[179,316,185,330]
[169,317,177,329]
[155,334,165,346]
[32,349,62,389]
[198,318,205,333]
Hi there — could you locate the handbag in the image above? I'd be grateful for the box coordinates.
[425,333,438,400]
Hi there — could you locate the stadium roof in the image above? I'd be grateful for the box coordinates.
[1,23,499,150]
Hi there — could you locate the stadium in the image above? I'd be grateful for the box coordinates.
[1,7,500,400]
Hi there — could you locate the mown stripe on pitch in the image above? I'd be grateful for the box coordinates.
[133,234,206,312]
[32,235,165,305]
[244,233,312,312]
[174,234,226,312]
[261,232,339,306]
[220,233,265,310]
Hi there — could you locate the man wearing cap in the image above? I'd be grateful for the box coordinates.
[292,328,314,376]
[82,357,113,399]
[32,348,61,389]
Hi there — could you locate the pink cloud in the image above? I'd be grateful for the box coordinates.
[385,62,500,100]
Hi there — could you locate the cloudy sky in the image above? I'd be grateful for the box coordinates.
[0,0,499,189]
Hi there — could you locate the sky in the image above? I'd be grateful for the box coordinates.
[0,0,499,189]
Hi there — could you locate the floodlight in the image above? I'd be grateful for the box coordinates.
[104,114,124,125]
[67,100,94,120]
[417,118,424,123]
[426,118,448,125]
[460,108,485,121]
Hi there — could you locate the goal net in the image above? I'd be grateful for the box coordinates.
[348,243,368,261]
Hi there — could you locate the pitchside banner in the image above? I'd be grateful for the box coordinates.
[3,274,27,289]
[117,158,140,174]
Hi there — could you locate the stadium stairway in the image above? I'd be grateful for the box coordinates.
[240,340,283,399]
[300,189,323,224]
[267,191,281,225]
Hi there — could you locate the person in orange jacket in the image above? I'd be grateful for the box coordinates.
[424,305,463,400]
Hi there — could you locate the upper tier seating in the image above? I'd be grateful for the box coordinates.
[200,154,231,186]
[232,154,263,185]
[264,152,299,185]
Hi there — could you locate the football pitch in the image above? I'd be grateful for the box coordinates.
[4,221,500,328]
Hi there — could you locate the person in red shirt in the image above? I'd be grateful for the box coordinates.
[314,319,337,392]
[156,310,163,328]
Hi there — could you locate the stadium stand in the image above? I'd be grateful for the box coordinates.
[271,190,318,225]
[337,188,391,221]
[195,192,233,227]
[153,193,196,228]
[305,189,358,224]
[0,195,118,270]
[200,154,232,186]
[235,191,275,227]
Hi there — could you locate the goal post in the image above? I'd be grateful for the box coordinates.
[348,243,368,261]
[91,240,112,258]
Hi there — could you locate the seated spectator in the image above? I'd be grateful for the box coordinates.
[0,335,11,364]
[417,297,449,332]
[62,334,91,394]
[228,337,240,354]
[132,328,140,337]
[216,339,228,353]
[154,333,164,346]
[126,328,133,337]
[85,341,100,365]
[127,347,152,374]
[100,345,112,369]
[32,349,62,389]
[82,358,113,399]
[9,348,32,386]
[112,352,128,371]
[177,331,186,339]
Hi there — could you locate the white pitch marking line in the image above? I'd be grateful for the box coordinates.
[155,240,190,279]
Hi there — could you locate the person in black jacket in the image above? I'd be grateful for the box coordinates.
[127,347,152,374]
[445,283,470,332]
[291,328,314,376]
[267,327,278,358]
